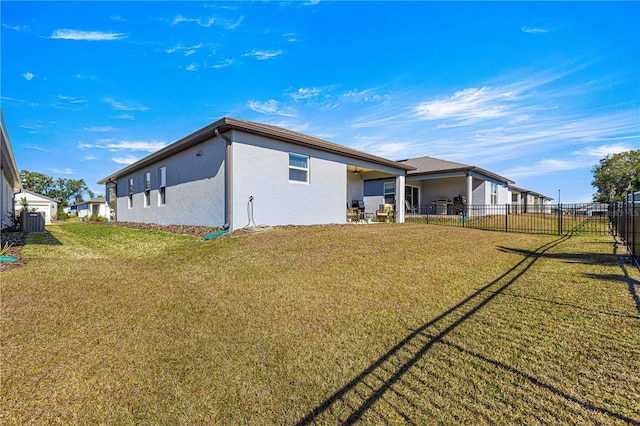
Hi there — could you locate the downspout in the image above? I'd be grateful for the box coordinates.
[209,127,232,236]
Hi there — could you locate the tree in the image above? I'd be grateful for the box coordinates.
[592,150,640,202]
[19,170,96,204]
[49,177,95,204]
[20,170,54,195]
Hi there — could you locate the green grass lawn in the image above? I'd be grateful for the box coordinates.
[2,222,639,424]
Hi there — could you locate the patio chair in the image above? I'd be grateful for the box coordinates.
[347,203,360,221]
[453,195,465,215]
[405,200,417,214]
[376,203,394,220]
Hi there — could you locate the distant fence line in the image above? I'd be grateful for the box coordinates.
[405,203,611,236]
[609,191,640,268]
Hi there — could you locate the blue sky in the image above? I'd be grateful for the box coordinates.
[2,1,638,203]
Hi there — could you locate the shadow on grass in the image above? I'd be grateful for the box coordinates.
[297,232,639,425]
[26,230,62,246]
[486,290,640,320]
[495,246,621,266]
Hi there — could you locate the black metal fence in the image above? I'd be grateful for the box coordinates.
[405,203,611,236]
[609,192,639,268]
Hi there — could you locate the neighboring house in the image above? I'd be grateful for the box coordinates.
[1,110,22,229]
[98,117,415,230]
[72,197,111,219]
[14,190,58,224]
[509,186,553,213]
[371,155,514,215]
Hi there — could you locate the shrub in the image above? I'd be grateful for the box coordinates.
[86,215,108,223]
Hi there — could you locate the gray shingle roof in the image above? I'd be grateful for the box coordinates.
[98,117,415,184]
[398,155,515,185]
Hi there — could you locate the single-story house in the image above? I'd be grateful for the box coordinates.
[1,111,22,229]
[509,186,553,213]
[71,196,111,220]
[375,155,515,215]
[98,117,415,230]
[14,190,58,224]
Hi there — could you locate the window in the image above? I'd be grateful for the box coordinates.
[144,172,151,207]
[289,153,309,183]
[158,166,166,205]
[406,185,419,210]
[128,178,134,208]
[384,182,395,204]
[491,183,498,205]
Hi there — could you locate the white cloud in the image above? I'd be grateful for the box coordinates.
[105,98,150,111]
[248,99,296,117]
[107,141,167,152]
[580,143,634,158]
[290,87,322,100]
[51,168,75,175]
[224,16,244,30]
[75,73,95,80]
[500,158,582,179]
[51,94,87,110]
[113,114,135,120]
[522,26,550,34]
[342,88,384,103]
[212,59,234,69]
[25,144,49,151]
[242,50,283,60]
[50,29,126,41]
[83,126,114,132]
[112,155,140,165]
[166,43,203,55]
[414,86,517,123]
[22,72,34,81]
[172,15,215,27]
[82,155,96,161]
[185,63,199,72]
[369,142,411,158]
[2,23,29,32]
[283,33,300,42]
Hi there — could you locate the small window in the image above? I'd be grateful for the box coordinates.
[128,178,134,208]
[144,172,151,207]
[491,183,498,205]
[158,166,166,205]
[289,153,309,183]
[384,182,395,204]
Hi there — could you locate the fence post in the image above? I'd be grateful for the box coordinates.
[505,204,509,232]
[633,192,637,266]
[558,204,562,235]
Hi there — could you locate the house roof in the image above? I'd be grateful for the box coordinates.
[398,155,515,185]
[17,189,59,204]
[98,117,415,184]
[509,186,553,200]
[1,110,22,192]
[70,196,106,207]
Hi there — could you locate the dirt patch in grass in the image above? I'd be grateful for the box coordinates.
[0,230,27,272]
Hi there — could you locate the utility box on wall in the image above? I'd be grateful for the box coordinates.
[21,211,45,233]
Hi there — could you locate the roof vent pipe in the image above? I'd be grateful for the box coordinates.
[215,127,232,230]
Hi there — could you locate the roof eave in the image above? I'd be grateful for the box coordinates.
[409,166,514,185]
[98,117,414,184]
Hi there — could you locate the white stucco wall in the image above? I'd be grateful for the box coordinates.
[114,136,226,227]
[1,174,15,228]
[230,131,347,228]
[77,201,110,219]
[347,172,364,208]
